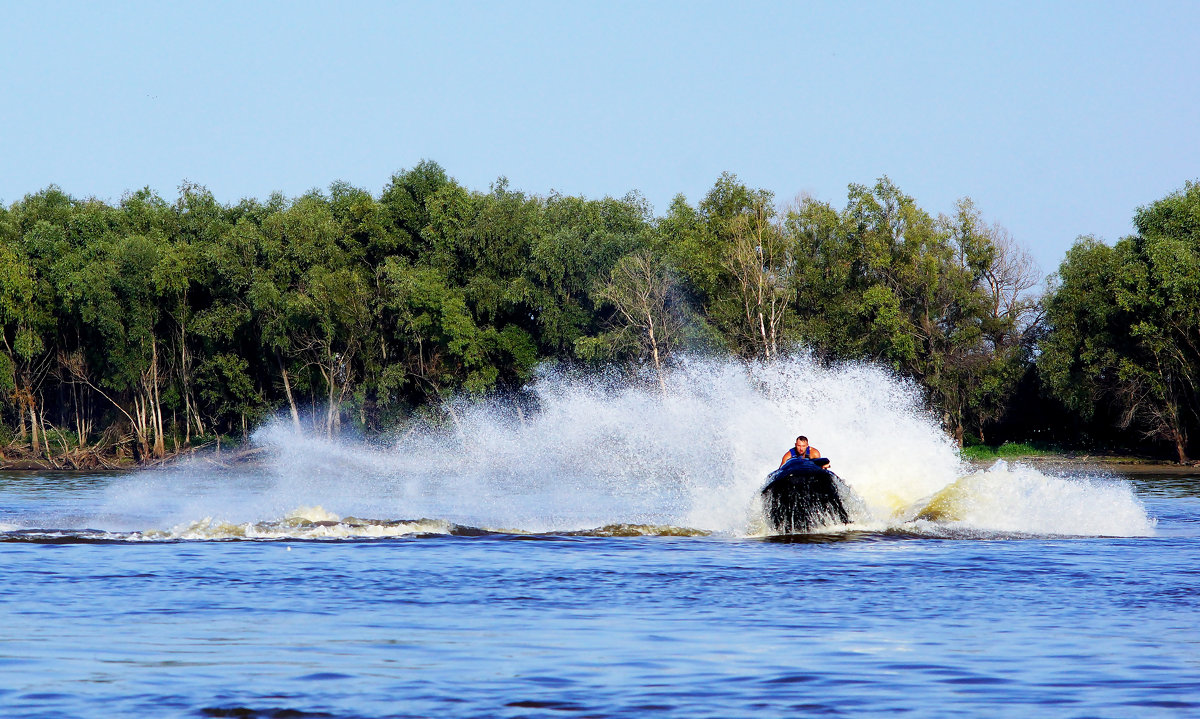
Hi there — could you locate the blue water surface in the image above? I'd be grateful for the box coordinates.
[2,471,1199,718]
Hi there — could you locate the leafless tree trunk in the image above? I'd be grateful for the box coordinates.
[278,353,302,430]
[151,336,165,458]
[28,400,40,455]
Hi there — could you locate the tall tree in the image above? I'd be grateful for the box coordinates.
[722,192,791,358]
[1041,182,1200,461]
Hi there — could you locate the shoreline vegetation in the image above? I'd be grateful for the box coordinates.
[0,434,266,471]
[2,439,1195,473]
[3,164,1199,468]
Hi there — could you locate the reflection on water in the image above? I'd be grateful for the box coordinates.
[1130,472,1200,496]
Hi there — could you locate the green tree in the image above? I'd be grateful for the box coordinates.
[722,192,792,358]
[653,173,784,357]
[782,195,861,357]
[0,239,48,452]
[1041,182,1200,461]
[528,192,650,354]
[376,258,537,424]
[379,160,450,259]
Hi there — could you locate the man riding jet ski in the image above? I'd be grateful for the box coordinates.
[761,435,851,534]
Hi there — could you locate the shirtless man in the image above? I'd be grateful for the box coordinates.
[779,435,822,467]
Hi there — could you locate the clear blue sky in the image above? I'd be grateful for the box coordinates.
[3,1,1197,275]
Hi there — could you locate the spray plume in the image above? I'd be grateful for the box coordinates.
[96,355,1152,539]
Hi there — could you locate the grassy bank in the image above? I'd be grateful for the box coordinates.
[960,442,1055,461]
[960,442,1200,472]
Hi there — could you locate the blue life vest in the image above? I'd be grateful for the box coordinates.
[788,446,811,459]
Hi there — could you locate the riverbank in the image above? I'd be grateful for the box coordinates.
[959,442,1199,473]
[0,448,132,471]
[969,454,1200,474]
[0,440,261,472]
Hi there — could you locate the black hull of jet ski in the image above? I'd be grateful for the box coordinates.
[761,459,851,535]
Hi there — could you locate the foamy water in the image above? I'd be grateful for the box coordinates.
[908,460,1154,536]
[75,355,1154,540]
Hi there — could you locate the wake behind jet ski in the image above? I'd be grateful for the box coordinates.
[761,436,853,534]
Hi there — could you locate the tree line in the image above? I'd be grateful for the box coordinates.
[1,162,1197,465]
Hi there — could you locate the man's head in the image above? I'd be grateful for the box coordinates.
[795,436,809,450]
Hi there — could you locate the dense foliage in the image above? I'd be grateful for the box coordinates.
[1039,182,1200,462]
[1,163,1193,465]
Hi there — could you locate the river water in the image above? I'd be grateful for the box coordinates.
[3,359,1199,717]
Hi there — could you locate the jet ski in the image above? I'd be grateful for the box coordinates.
[760,457,852,534]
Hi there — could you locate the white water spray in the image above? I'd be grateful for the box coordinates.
[101,355,1154,538]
